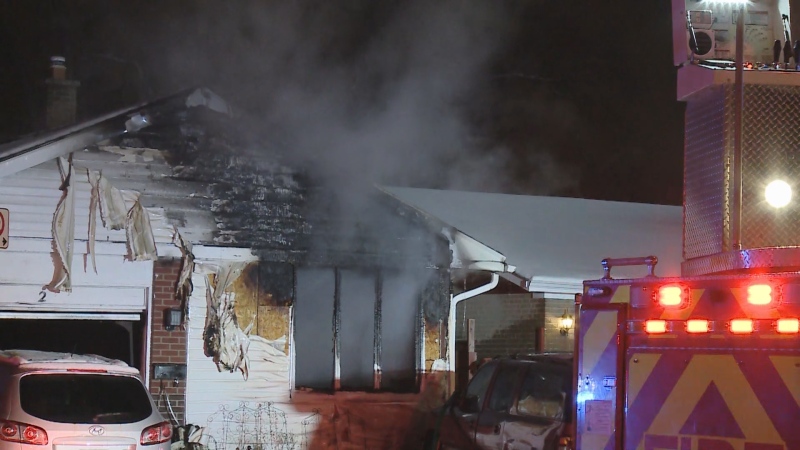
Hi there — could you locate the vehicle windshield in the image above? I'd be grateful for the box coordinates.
[20,373,153,424]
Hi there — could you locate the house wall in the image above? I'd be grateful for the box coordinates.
[184,259,449,450]
[543,297,575,353]
[456,293,575,360]
[149,258,187,424]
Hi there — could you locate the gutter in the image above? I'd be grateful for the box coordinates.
[447,272,499,372]
[0,87,213,178]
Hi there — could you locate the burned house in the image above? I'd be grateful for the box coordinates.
[0,63,472,449]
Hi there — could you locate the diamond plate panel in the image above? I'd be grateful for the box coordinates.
[683,86,728,260]
[741,84,800,248]
[682,247,800,276]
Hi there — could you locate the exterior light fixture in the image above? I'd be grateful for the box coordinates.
[765,180,792,208]
[559,310,574,336]
[163,308,183,331]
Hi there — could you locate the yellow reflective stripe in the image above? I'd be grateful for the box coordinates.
[770,356,800,407]
[581,310,618,376]
[610,285,630,303]
[626,353,661,408]
[647,355,782,444]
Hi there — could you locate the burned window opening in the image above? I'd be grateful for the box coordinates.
[293,267,434,393]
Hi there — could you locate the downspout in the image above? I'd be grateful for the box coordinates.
[447,272,499,372]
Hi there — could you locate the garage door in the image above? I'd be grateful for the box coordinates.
[0,240,152,313]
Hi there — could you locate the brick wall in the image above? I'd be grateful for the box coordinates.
[543,298,575,353]
[456,293,545,360]
[150,258,187,424]
[456,293,575,359]
[45,79,79,129]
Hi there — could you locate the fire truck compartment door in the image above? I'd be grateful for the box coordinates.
[576,305,623,450]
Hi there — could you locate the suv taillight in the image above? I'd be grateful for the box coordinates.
[0,421,48,445]
[141,421,173,446]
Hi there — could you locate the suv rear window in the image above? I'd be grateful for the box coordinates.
[20,373,153,424]
[517,364,571,421]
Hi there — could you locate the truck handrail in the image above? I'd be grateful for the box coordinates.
[601,255,658,279]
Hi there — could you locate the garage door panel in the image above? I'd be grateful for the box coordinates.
[0,285,147,311]
[0,251,153,287]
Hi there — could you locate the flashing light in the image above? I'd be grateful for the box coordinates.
[747,284,773,305]
[658,285,684,307]
[776,318,800,334]
[730,319,754,334]
[765,180,792,208]
[644,320,668,334]
[686,319,710,333]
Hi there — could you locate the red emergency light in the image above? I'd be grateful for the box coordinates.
[747,284,773,305]
[776,318,800,334]
[644,319,667,334]
[657,285,686,307]
[729,319,754,334]
[686,319,710,334]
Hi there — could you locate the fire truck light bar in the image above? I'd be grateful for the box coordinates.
[686,319,710,333]
[776,318,800,334]
[729,319,754,334]
[644,320,667,334]
[658,285,685,307]
[637,319,799,335]
[747,284,772,305]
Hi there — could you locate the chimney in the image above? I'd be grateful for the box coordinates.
[45,56,80,129]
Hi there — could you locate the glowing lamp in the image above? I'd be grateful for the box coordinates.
[730,319,754,334]
[686,319,710,333]
[747,284,772,305]
[765,180,792,208]
[658,285,685,307]
[776,318,800,334]
[644,320,667,334]
[558,310,574,336]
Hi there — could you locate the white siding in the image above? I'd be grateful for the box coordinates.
[184,258,307,448]
[184,262,426,450]
[0,162,160,312]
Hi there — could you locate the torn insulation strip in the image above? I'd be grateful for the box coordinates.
[125,198,157,261]
[44,156,76,293]
[201,261,252,380]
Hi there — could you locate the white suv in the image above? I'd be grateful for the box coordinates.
[0,350,172,450]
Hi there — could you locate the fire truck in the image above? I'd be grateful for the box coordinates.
[575,1,800,449]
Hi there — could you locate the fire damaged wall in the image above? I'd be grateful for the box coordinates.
[115,108,450,269]
[126,108,454,449]
[188,260,452,450]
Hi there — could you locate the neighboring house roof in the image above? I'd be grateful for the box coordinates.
[383,186,683,294]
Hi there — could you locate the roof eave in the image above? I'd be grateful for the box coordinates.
[0,87,205,178]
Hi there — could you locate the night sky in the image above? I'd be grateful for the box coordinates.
[0,1,685,206]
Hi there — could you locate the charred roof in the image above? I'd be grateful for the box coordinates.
[114,101,449,270]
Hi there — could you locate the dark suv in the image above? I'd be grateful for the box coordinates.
[425,354,573,450]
